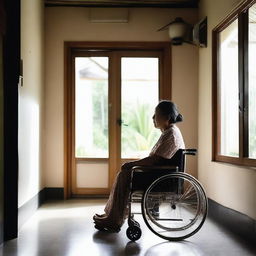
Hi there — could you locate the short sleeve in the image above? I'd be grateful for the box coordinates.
[150,126,185,159]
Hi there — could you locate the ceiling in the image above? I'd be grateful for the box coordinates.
[45,0,199,8]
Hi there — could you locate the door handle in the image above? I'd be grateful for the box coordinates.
[117,119,128,126]
[239,105,246,112]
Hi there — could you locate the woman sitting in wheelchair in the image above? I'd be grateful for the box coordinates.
[93,100,185,232]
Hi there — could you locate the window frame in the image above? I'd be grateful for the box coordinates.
[212,0,256,167]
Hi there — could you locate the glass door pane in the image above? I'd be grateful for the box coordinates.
[248,4,256,159]
[121,57,160,159]
[219,19,239,157]
[75,57,109,158]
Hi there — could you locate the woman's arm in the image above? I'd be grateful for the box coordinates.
[122,154,166,171]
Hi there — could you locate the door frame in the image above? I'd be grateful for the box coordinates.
[64,41,172,199]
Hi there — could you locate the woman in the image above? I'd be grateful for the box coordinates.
[93,100,185,232]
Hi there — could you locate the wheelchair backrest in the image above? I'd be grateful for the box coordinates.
[166,148,197,172]
[166,149,185,172]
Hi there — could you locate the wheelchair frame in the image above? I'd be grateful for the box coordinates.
[126,148,208,241]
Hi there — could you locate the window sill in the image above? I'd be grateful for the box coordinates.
[213,155,256,169]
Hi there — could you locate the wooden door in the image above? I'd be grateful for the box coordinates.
[64,42,171,198]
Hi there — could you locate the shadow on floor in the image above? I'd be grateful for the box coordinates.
[93,231,206,256]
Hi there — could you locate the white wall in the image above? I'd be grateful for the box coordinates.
[198,0,256,219]
[19,0,45,208]
[44,7,199,188]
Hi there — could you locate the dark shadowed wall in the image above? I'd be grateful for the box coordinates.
[0,33,4,246]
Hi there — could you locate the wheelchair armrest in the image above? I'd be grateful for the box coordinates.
[131,165,179,173]
[184,148,197,155]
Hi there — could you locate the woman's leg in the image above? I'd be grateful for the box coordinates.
[94,165,132,227]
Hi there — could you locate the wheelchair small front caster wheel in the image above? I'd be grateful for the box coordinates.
[126,226,142,241]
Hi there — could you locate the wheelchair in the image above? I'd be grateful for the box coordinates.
[126,149,208,241]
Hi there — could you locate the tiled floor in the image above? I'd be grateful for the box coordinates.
[0,199,255,256]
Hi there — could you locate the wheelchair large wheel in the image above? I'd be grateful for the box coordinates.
[142,172,207,241]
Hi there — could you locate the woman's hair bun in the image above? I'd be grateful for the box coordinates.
[176,113,183,122]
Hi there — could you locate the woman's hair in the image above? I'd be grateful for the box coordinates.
[156,100,183,123]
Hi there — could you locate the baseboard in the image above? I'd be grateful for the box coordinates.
[18,187,64,230]
[18,189,45,230]
[0,220,3,247]
[208,198,256,244]
[44,187,64,200]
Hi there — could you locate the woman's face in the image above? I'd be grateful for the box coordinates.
[152,108,170,130]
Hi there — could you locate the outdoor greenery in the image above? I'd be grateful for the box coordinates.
[76,80,159,158]
[92,81,108,152]
[121,101,160,157]
[77,79,159,158]
[76,80,108,158]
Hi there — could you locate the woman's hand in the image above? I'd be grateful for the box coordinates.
[121,162,134,171]
[121,155,166,172]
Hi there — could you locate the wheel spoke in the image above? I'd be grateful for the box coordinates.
[142,173,208,241]
[178,184,196,201]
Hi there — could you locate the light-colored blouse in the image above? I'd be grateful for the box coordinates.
[149,124,185,159]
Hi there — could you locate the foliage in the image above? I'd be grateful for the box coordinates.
[76,80,159,158]
[121,101,160,156]
[92,80,108,151]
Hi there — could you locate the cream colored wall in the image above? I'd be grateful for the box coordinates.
[19,0,45,208]
[44,7,199,188]
[172,44,199,175]
[198,0,256,219]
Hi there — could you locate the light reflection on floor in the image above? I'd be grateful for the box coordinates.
[0,199,255,256]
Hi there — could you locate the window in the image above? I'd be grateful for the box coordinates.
[75,57,109,158]
[213,0,256,166]
[121,57,160,159]
[219,19,239,157]
[248,5,256,158]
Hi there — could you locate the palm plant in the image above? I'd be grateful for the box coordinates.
[122,101,160,155]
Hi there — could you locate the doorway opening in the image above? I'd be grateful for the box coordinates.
[64,42,171,198]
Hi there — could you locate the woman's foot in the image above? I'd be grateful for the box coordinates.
[93,213,107,221]
[96,213,106,217]
[94,217,121,233]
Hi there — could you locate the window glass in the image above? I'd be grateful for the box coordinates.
[75,57,109,158]
[121,57,160,159]
[248,4,256,159]
[219,19,239,157]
